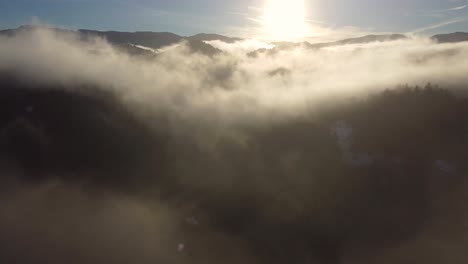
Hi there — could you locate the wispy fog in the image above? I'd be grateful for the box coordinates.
[2,28,468,264]
[2,28,468,124]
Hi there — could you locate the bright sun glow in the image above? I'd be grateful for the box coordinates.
[263,0,308,40]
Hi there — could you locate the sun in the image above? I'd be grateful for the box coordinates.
[263,0,308,40]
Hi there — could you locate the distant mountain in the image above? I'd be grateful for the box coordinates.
[334,34,408,45]
[78,30,222,56]
[0,25,75,36]
[306,34,408,49]
[248,34,409,57]
[0,25,237,56]
[431,32,468,43]
[0,28,19,36]
[78,30,183,50]
[5,25,468,57]
[183,39,222,55]
[187,33,242,43]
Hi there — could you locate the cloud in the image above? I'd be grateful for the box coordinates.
[448,4,468,11]
[410,17,466,32]
[3,27,468,263]
[412,4,468,19]
[0,182,259,264]
[2,27,468,126]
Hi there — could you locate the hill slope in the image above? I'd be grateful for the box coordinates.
[432,32,468,43]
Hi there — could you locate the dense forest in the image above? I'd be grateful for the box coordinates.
[1,73,468,263]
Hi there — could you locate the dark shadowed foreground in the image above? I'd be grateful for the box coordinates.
[2,73,468,264]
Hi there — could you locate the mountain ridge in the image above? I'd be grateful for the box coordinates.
[0,25,241,47]
[2,25,468,58]
[0,25,226,56]
[431,32,468,43]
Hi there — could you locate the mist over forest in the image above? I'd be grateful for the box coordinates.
[2,26,468,264]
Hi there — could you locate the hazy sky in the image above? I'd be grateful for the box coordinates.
[1,0,468,38]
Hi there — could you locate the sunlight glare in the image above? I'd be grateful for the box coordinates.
[263,0,308,40]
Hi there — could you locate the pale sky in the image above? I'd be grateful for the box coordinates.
[1,0,467,39]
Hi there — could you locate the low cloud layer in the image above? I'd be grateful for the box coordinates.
[2,29,468,124]
[2,28,468,263]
